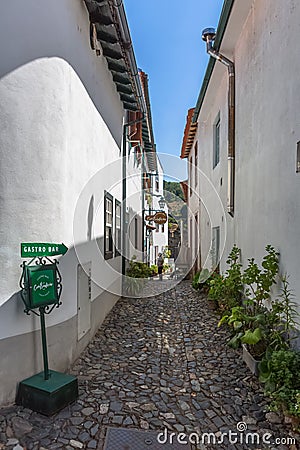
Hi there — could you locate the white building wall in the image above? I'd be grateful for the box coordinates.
[196,0,300,305]
[149,160,168,266]
[187,129,206,272]
[0,0,143,404]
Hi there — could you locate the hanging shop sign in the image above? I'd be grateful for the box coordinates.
[21,243,68,258]
[145,214,155,221]
[25,264,59,309]
[169,223,179,236]
[153,211,167,224]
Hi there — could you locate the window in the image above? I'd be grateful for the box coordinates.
[155,175,159,192]
[134,217,138,249]
[115,200,121,256]
[194,213,198,261]
[195,213,201,269]
[189,156,193,196]
[211,226,220,269]
[194,142,198,187]
[213,113,220,168]
[104,192,113,259]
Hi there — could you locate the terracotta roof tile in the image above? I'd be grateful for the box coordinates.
[180,108,197,159]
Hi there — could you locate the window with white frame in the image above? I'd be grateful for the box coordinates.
[104,192,113,259]
[211,226,220,269]
[213,113,220,168]
[155,175,159,192]
[189,156,193,196]
[134,217,138,249]
[194,141,198,187]
[297,141,300,173]
[115,199,121,256]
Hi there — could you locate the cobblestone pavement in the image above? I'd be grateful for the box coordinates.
[0,281,298,450]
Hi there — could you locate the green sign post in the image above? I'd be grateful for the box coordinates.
[17,242,78,416]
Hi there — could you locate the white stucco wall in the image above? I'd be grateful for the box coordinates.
[0,0,148,404]
[195,0,300,306]
[0,0,126,336]
[0,0,144,403]
[149,160,168,266]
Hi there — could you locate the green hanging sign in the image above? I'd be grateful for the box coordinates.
[21,243,68,258]
[25,264,59,309]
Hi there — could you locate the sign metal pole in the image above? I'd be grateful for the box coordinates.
[39,306,50,381]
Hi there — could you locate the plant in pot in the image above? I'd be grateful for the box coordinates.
[150,264,158,277]
[218,245,281,374]
[240,245,280,368]
[218,304,269,375]
[258,349,300,429]
[208,245,243,312]
[192,268,211,293]
[258,277,300,427]
[126,256,153,295]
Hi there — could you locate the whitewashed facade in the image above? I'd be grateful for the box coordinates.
[148,158,168,267]
[181,0,300,308]
[0,0,157,404]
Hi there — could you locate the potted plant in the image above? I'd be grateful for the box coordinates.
[217,245,282,374]
[258,349,300,429]
[126,256,152,295]
[208,245,243,311]
[218,304,268,375]
[192,268,211,293]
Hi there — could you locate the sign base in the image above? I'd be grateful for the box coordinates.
[16,370,78,416]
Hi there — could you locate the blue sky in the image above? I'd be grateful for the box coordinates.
[124,0,224,180]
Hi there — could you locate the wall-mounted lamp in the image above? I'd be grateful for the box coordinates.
[158,196,166,209]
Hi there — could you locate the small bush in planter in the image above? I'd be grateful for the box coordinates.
[208,245,243,312]
[150,265,158,276]
[192,268,211,292]
[259,349,300,424]
[126,256,152,279]
[219,245,281,357]
[125,256,153,295]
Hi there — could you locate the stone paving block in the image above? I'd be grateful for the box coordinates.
[0,282,296,450]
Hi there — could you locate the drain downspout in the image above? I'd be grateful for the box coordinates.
[202,28,235,217]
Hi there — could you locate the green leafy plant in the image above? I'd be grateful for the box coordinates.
[192,268,210,290]
[207,272,224,305]
[259,349,300,419]
[243,245,279,314]
[218,305,268,354]
[217,245,291,358]
[125,257,153,295]
[126,256,152,279]
[150,264,158,276]
[208,245,243,312]
[163,246,172,258]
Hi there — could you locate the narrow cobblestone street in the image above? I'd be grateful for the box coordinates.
[0,281,298,450]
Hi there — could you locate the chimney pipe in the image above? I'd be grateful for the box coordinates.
[202,28,235,217]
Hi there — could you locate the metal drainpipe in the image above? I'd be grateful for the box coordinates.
[202,28,235,217]
[122,113,145,281]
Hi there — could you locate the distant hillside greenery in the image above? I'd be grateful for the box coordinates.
[163,181,187,233]
[163,181,184,202]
